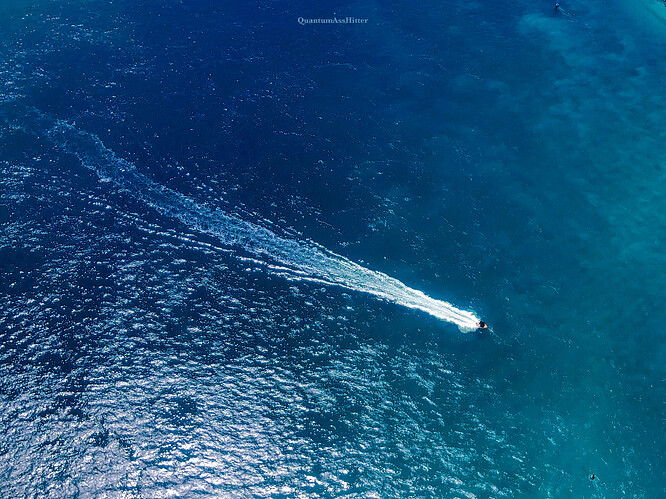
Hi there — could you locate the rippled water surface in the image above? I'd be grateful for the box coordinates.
[1,0,665,497]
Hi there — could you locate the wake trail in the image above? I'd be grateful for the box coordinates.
[4,106,481,332]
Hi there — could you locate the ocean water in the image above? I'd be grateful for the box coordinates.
[1,0,665,497]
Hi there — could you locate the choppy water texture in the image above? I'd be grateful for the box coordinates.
[1,0,665,497]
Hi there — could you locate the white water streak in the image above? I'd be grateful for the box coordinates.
[9,108,481,331]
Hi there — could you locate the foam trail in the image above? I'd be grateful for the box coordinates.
[6,107,481,331]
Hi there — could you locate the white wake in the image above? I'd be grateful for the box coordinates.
[7,107,481,331]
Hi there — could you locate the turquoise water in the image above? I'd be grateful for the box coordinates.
[1,0,665,496]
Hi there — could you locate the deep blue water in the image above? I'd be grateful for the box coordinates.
[1,0,665,497]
